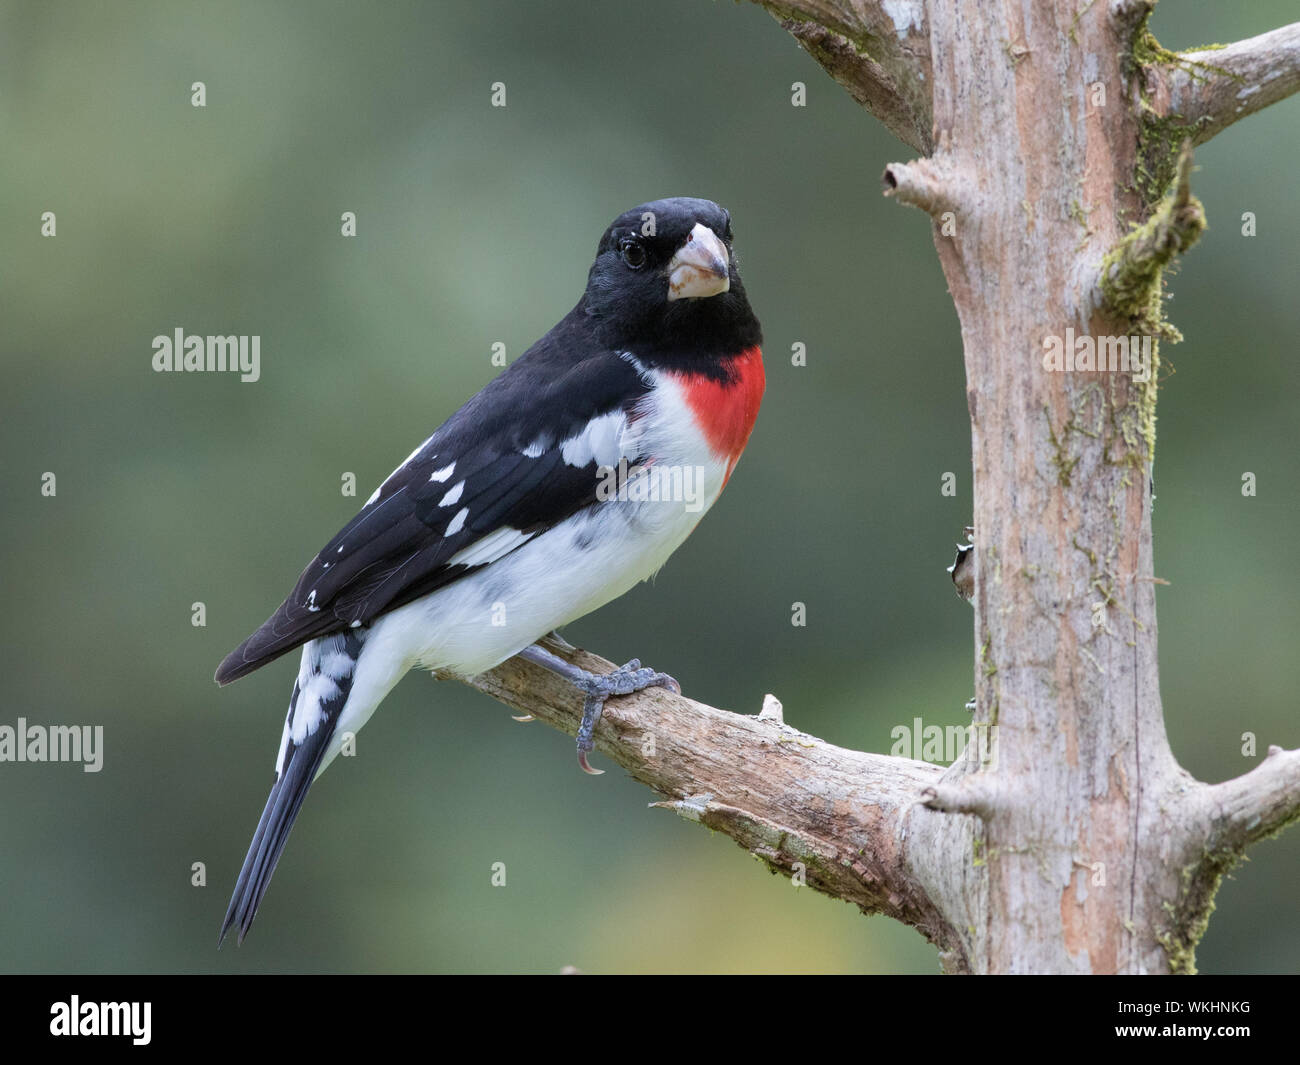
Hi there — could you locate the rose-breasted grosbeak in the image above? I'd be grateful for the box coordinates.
[216,197,764,945]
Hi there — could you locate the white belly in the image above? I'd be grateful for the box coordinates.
[419,483,719,674]
[325,368,733,758]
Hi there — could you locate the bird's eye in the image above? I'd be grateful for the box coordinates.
[620,239,646,269]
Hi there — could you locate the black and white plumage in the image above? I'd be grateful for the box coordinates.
[217,198,764,944]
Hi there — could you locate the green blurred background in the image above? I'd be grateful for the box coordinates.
[1,0,1296,973]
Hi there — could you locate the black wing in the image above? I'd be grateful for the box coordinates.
[216,327,648,685]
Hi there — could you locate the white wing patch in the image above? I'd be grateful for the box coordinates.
[439,480,465,507]
[561,411,627,469]
[430,462,456,483]
[445,507,469,536]
[447,526,536,568]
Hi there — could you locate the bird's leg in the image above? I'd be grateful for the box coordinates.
[518,643,680,775]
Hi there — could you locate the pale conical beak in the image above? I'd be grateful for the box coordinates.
[666,223,730,301]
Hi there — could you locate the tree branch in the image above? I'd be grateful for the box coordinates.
[1200,745,1300,853]
[753,0,933,151]
[1095,142,1204,328]
[1154,23,1300,146]
[882,155,959,217]
[446,634,967,954]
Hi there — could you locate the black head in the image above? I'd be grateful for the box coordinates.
[582,197,762,371]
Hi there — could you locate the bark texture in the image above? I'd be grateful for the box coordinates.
[449,1,1300,973]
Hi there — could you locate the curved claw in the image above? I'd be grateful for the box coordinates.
[511,714,535,723]
[517,647,683,777]
[634,671,680,697]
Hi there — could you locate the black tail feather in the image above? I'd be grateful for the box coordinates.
[218,712,337,947]
[219,629,364,946]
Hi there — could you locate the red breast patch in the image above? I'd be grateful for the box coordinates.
[671,346,765,484]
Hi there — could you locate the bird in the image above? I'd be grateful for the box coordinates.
[215,196,765,945]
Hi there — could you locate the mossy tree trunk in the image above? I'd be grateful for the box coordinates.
[762,0,1300,973]
[883,0,1202,974]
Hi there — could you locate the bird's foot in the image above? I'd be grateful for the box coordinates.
[572,659,679,774]
[518,644,679,774]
